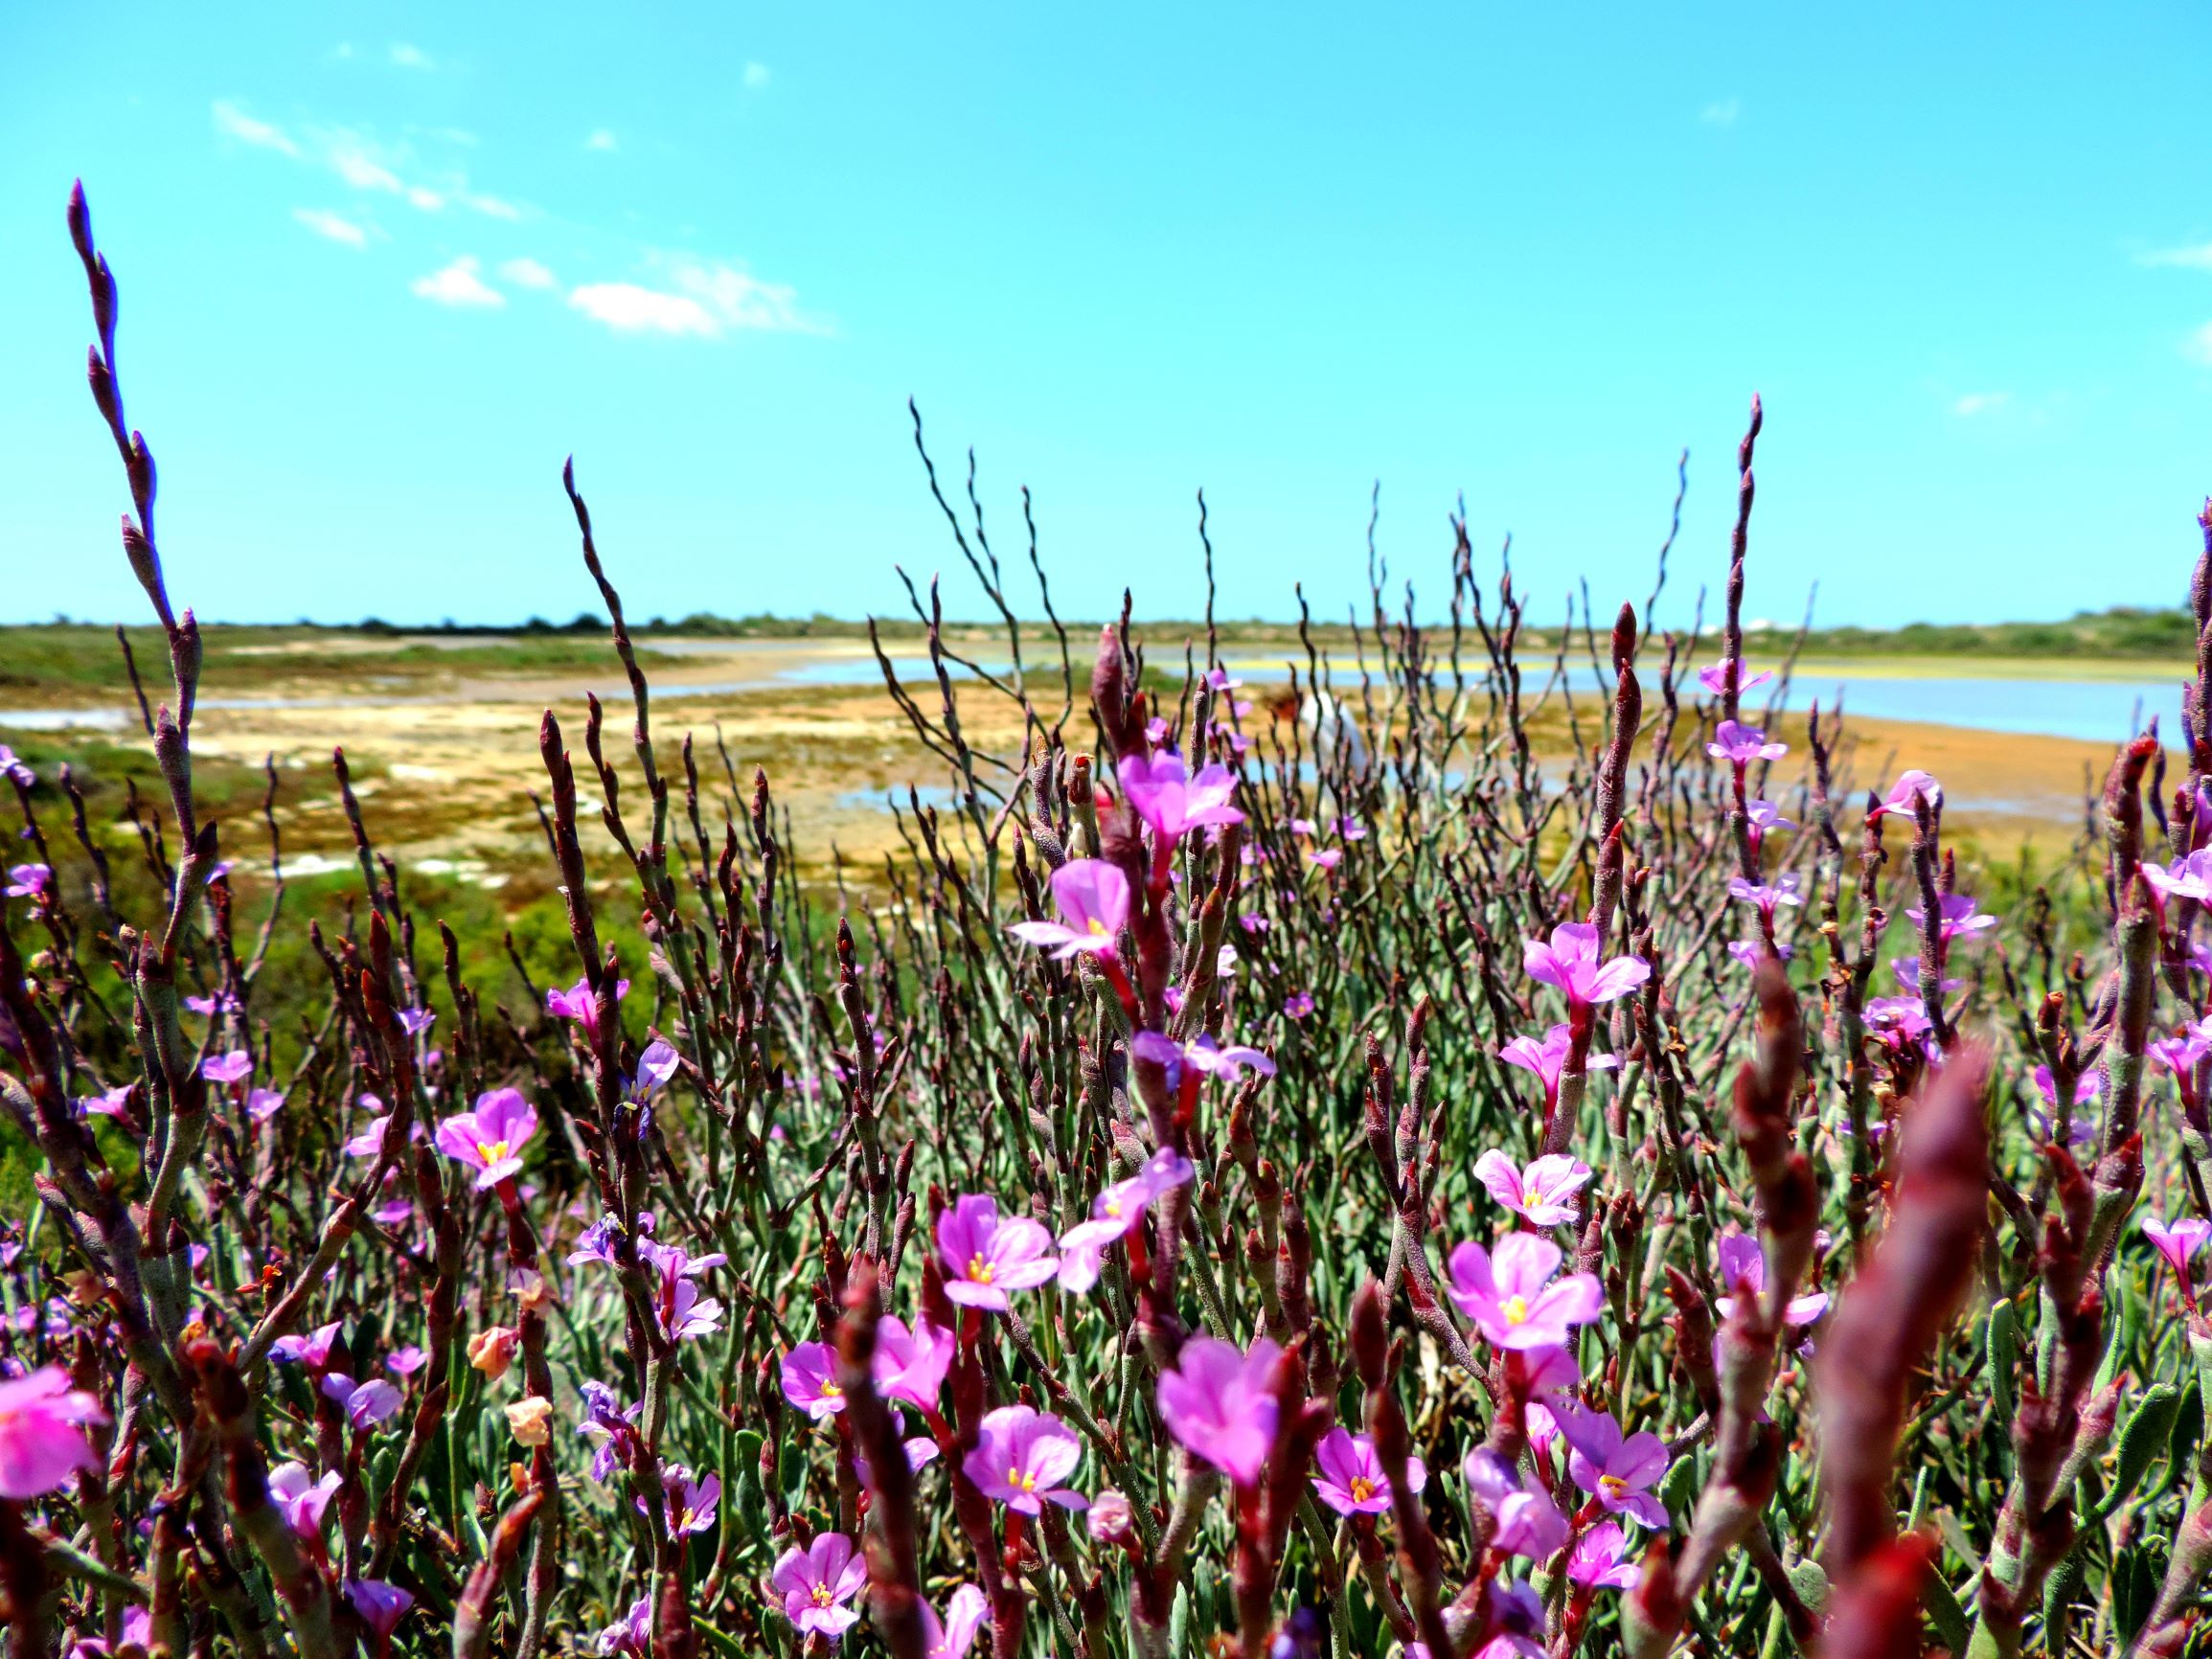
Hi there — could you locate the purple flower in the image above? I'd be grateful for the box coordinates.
[270,1320,344,1369]
[1558,1403,1671,1529]
[964,1404,1087,1513]
[1307,848,1342,872]
[1871,769,1943,820]
[922,1584,988,1659]
[1007,859,1131,962]
[596,1595,652,1656]
[1888,957,1962,994]
[4,864,52,899]
[1156,1335,1281,1488]
[2142,850,2212,904]
[1058,1148,1195,1292]
[345,1579,414,1641]
[396,1007,436,1036]
[657,1278,723,1343]
[1311,1426,1425,1516]
[433,1087,538,1189]
[1131,1031,1276,1087]
[772,1533,868,1638]
[1726,939,1795,969]
[578,1380,644,1483]
[267,1461,342,1541]
[1727,874,1803,920]
[1445,1235,1605,1351]
[1522,922,1650,1011]
[1697,659,1774,697]
[1337,816,1368,841]
[80,1084,133,1119]
[320,1374,403,1431]
[201,1052,254,1085]
[1118,752,1245,841]
[1284,991,1315,1019]
[1567,1521,1640,1588]
[1745,798,1795,835]
[1472,1152,1594,1229]
[2144,1215,2212,1294]
[546,976,629,1034]
[1462,1447,1569,1560]
[1714,1232,1828,1327]
[1205,668,1244,693]
[781,1342,845,1420]
[630,1039,681,1099]
[0,1366,106,1498]
[1706,719,1787,765]
[245,1087,286,1124]
[1863,995,1934,1054]
[655,1465,720,1535]
[385,1346,427,1377]
[936,1193,1059,1309]
[1905,892,1995,944]
[875,1314,955,1411]
[1497,1024,1619,1105]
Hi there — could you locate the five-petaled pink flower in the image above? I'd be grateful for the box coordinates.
[1008,859,1131,962]
[1697,658,1774,698]
[1558,1403,1671,1529]
[1498,1024,1619,1107]
[1871,769,1943,821]
[1522,923,1650,1011]
[922,1584,989,1659]
[1473,1151,1594,1229]
[780,1342,845,1421]
[1118,752,1244,842]
[1706,720,1788,766]
[1157,1335,1281,1488]
[434,1087,538,1190]
[937,1193,1059,1309]
[1446,1235,1605,1351]
[771,1532,868,1639]
[0,1365,107,1498]
[2144,1215,2212,1300]
[1058,1147,1195,1292]
[1311,1426,1424,1516]
[875,1315,956,1410]
[1714,1232,1829,1328]
[966,1404,1087,1513]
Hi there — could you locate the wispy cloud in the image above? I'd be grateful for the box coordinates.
[500,257,558,290]
[389,43,435,72]
[213,100,300,156]
[568,258,821,338]
[2140,243,2212,272]
[743,62,771,90]
[411,255,504,308]
[585,128,619,153]
[1951,392,2010,418]
[1699,98,1740,127]
[293,208,370,248]
[460,192,522,221]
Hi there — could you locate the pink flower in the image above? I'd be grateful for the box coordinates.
[1522,923,1650,1011]
[4,864,52,899]
[1307,849,1342,872]
[1863,995,1934,1054]
[1497,1024,1619,1105]
[1557,1403,1671,1529]
[937,1193,1059,1310]
[781,1342,845,1420]
[1057,1148,1195,1292]
[2143,850,2212,904]
[772,1532,867,1639]
[433,1087,538,1189]
[345,1579,413,1641]
[922,1585,989,1659]
[1706,720,1787,765]
[320,1373,404,1431]
[1905,893,1995,944]
[1567,1521,1640,1588]
[1871,769,1943,820]
[1888,957,1961,994]
[2143,1215,2212,1295]
[1283,991,1315,1019]
[1311,1426,1425,1516]
[80,1084,133,1119]
[0,1366,106,1498]
[1336,816,1368,841]
[201,1052,254,1085]
[1714,1232,1828,1327]
[245,1087,286,1123]
[1156,1335,1281,1488]
[270,1319,344,1368]
[1117,752,1244,841]
[546,976,629,1034]
[875,1315,955,1411]
[965,1404,1087,1513]
[1462,1447,1569,1560]
[1205,668,1244,693]
[385,1347,427,1377]
[656,1465,720,1535]
[1445,1235,1605,1351]
[1007,859,1130,962]
[1727,874,1803,920]
[1745,799,1795,835]
[267,1461,342,1541]
[1697,659,1774,697]
[1131,1031,1276,1087]
[1472,1152,1594,1229]
[1726,939,1794,969]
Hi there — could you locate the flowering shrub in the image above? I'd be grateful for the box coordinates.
[6,184,2212,1659]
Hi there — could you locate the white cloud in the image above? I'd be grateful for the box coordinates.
[585,128,619,152]
[411,255,504,308]
[1951,392,2010,418]
[407,186,446,211]
[329,143,404,193]
[390,42,435,71]
[292,208,369,248]
[213,100,300,156]
[672,260,813,331]
[743,61,771,90]
[2141,243,2212,272]
[2187,323,2212,366]
[569,283,721,336]
[500,257,558,289]
[461,191,523,220]
[1699,98,1740,126]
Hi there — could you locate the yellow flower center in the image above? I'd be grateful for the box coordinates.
[820,1380,842,1398]
[1348,1475,1376,1503]
[811,1585,833,1606]
[1007,1467,1038,1492]
[1501,1294,1531,1326]
[1086,918,1109,936]
[967,1257,995,1284]
[477,1138,511,1165]
[1104,1199,1124,1218]
[1600,1474,1627,1495]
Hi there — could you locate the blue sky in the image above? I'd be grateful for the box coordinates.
[3,4,2209,630]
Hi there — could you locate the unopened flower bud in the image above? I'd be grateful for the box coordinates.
[1087,1489,1134,1544]
[506,1395,553,1445]
[467,1326,520,1380]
